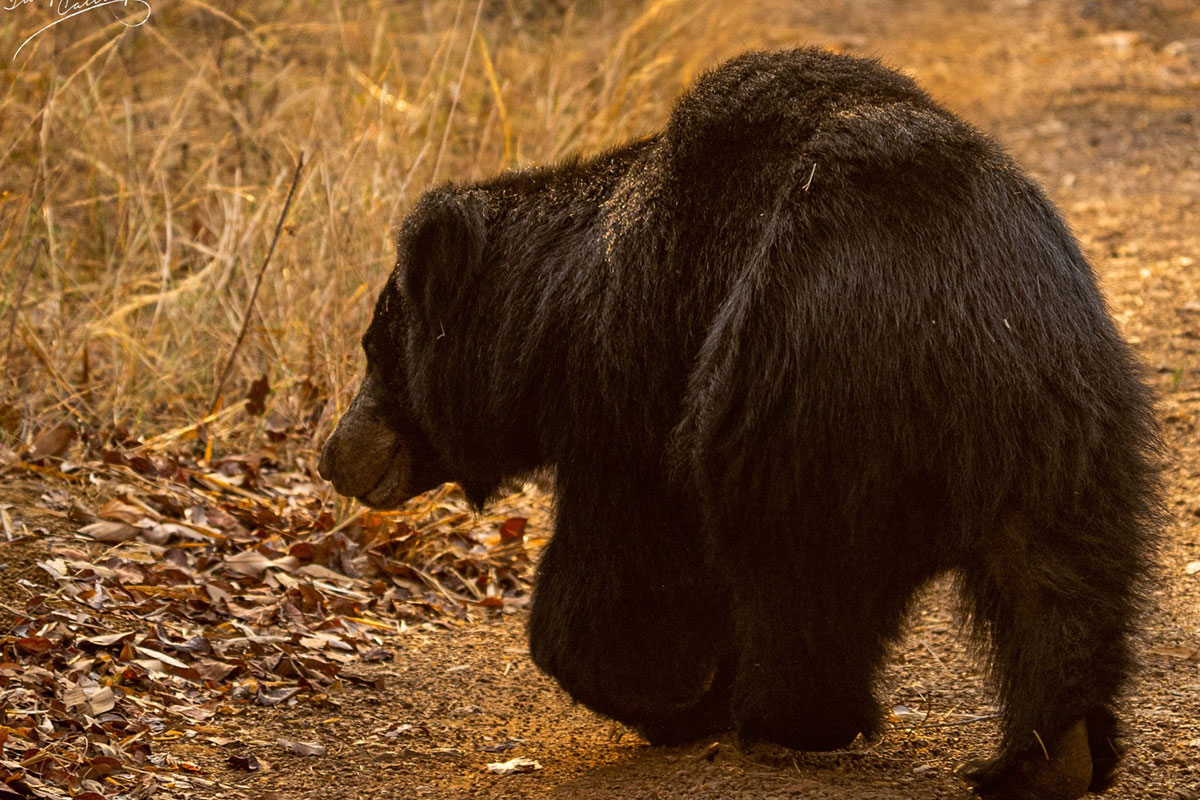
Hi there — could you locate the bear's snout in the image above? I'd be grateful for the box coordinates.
[318,375,413,507]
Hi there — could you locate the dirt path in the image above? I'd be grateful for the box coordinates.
[5,2,1200,798]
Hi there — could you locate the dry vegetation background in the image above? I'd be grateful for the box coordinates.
[0,0,1196,454]
[1,0,825,457]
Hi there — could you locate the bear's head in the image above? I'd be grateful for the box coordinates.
[318,188,501,510]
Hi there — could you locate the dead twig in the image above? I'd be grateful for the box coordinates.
[899,713,999,730]
[2,238,44,380]
[207,154,306,418]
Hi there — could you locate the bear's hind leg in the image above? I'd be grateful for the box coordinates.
[959,515,1145,800]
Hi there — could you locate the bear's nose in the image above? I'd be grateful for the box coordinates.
[317,435,339,484]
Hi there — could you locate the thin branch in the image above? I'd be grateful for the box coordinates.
[2,239,42,377]
[207,154,305,417]
[901,713,1000,730]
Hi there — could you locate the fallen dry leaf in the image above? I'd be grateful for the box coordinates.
[28,424,76,460]
[277,738,327,757]
[1150,645,1200,661]
[79,520,140,543]
[487,757,543,775]
[228,752,271,772]
[246,375,271,416]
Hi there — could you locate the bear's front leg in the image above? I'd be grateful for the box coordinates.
[528,474,733,745]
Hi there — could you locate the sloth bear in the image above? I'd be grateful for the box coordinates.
[319,48,1160,800]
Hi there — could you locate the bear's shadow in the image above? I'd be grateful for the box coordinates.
[543,737,972,799]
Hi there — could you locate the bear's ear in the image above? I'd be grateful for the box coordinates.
[396,190,487,317]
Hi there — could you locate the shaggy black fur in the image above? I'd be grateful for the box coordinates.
[322,48,1161,799]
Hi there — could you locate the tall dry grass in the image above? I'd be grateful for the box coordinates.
[0,0,814,463]
[8,0,1188,465]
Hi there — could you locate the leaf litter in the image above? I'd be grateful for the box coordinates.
[1,424,549,799]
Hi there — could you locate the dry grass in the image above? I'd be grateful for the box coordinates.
[0,0,814,463]
[11,0,1191,464]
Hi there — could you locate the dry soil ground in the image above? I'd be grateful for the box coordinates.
[6,2,1200,799]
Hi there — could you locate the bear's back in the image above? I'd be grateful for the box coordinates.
[663,48,992,180]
